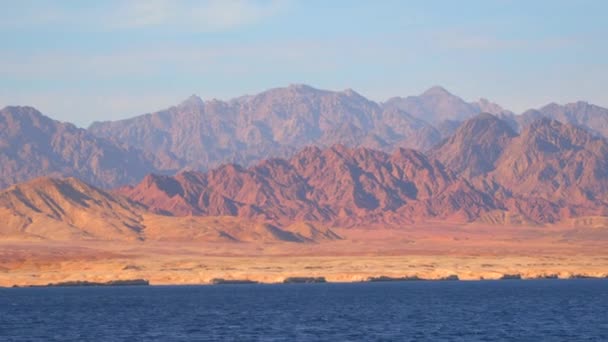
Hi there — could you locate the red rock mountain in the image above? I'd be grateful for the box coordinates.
[491,119,608,208]
[119,145,497,226]
[433,114,608,223]
[0,106,154,189]
[429,113,518,178]
[119,115,608,226]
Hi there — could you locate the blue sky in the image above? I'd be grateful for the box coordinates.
[1,0,607,127]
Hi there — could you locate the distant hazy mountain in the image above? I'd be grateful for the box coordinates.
[516,101,608,138]
[0,106,154,189]
[88,84,446,173]
[3,84,608,194]
[383,86,512,124]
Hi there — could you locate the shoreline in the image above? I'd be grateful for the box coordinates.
[5,274,608,289]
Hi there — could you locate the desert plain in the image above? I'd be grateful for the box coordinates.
[2,221,607,287]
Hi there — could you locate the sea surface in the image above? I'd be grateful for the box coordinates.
[1,280,607,341]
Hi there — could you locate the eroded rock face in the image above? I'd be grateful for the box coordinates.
[432,114,608,222]
[430,113,518,178]
[118,144,497,226]
[490,118,608,214]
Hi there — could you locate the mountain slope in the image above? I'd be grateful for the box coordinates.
[430,114,608,222]
[383,86,512,124]
[518,101,608,138]
[0,106,154,189]
[119,145,497,226]
[491,118,608,207]
[430,113,518,177]
[0,176,340,243]
[0,177,146,240]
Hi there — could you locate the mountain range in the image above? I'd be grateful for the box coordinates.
[1,84,608,239]
[117,145,494,226]
[116,115,608,226]
[4,85,608,191]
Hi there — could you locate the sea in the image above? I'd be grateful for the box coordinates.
[1,279,607,341]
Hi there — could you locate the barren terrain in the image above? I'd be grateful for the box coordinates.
[2,223,606,287]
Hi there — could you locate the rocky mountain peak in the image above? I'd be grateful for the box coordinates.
[178,94,204,109]
[421,86,453,97]
[430,113,517,177]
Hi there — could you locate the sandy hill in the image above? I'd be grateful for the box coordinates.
[0,177,339,243]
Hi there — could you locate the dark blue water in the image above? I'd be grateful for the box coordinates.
[1,280,607,341]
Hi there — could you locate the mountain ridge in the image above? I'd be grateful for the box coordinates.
[3,84,608,192]
[2,112,608,242]
[0,106,154,189]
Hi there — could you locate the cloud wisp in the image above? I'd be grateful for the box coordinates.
[112,0,290,31]
[0,1,290,32]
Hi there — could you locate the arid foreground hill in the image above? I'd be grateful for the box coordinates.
[0,176,340,243]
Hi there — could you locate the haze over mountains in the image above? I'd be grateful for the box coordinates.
[2,84,608,236]
[3,84,608,191]
[87,84,522,173]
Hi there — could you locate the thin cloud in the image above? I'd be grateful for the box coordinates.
[429,29,580,52]
[112,0,290,31]
[0,1,290,32]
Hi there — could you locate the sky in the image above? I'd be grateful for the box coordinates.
[1,0,607,127]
